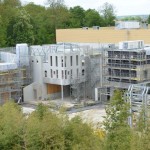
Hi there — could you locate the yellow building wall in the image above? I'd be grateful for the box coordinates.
[56,28,150,44]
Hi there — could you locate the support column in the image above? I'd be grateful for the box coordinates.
[61,83,64,101]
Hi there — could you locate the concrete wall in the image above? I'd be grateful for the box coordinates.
[23,83,35,102]
[30,56,47,100]
[56,28,150,44]
[43,52,86,85]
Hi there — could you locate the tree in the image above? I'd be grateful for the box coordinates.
[103,90,132,150]
[45,0,69,43]
[64,116,102,150]
[0,15,6,47]
[47,0,64,7]
[84,9,104,27]
[25,103,65,149]
[69,6,85,27]
[121,16,142,22]
[0,102,24,150]
[24,3,50,45]
[7,9,34,46]
[147,15,150,24]
[2,0,21,7]
[100,2,116,26]
[0,0,20,46]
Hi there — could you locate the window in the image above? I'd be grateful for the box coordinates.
[50,56,52,66]
[77,69,79,78]
[56,56,58,67]
[82,69,85,76]
[65,56,67,67]
[61,56,63,67]
[51,69,53,78]
[71,69,72,79]
[76,55,78,66]
[45,71,47,77]
[70,56,73,66]
[65,70,67,79]
[56,70,58,78]
[62,70,64,79]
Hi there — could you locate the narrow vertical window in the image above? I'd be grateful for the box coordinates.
[70,56,72,66]
[77,69,79,78]
[51,69,53,78]
[45,71,47,77]
[71,69,72,79]
[65,70,67,79]
[56,56,58,67]
[56,70,58,78]
[61,56,63,67]
[76,55,78,66]
[82,69,85,76]
[65,56,67,67]
[62,70,64,79]
[50,56,52,66]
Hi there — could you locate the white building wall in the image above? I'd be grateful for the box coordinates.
[24,56,47,101]
[16,43,29,66]
[43,51,86,85]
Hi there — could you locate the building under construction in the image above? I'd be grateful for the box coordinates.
[0,44,32,104]
[24,43,106,102]
[103,40,150,95]
[1,40,150,104]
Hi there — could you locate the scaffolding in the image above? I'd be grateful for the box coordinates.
[127,84,150,127]
[105,44,150,95]
[96,41,150,103]
[0,47,32,104]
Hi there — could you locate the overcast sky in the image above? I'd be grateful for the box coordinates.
[22,0,150,16]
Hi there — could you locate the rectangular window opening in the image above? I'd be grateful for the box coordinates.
[56,56,58,67]
[76,55,78,66]
[70,56,73,66]
[50,56,52,66]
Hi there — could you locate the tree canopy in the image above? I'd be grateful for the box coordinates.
[0,102,102,149]
[0,1,117,47]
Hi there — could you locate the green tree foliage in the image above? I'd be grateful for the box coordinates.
[25,103,65,149]
[0,102,102,149]
[64,116,102,150]
[7,9,35,46]
[121,16,142,22]
[46,4,70,43]
[0,15,6,47]
[100,2,116,26]
[84,9,104,27]
[0,102,24,150]
[69,6,85,27]
[0,0,118,46]
[0,0,20,46]
[147,15,150,24]
[2,0,21,7]
[103,90,132,150]
[24,3,50,44]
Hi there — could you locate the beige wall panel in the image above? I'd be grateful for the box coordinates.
[56,28,150,44]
